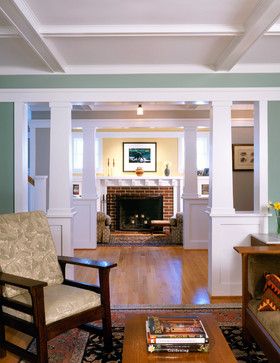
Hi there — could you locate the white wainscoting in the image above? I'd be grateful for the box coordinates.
[72,197,97,249]
[183,197,209,249]
[208,213,268,296]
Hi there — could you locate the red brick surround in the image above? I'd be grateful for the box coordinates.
[107,186,173,230]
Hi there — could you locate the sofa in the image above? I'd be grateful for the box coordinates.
[234,246,280,363]
[169,212,183,244]
[97,211,111,243]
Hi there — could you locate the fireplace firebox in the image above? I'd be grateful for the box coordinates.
[116,196,163,231]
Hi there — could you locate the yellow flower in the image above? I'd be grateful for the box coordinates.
[274,202,280,210]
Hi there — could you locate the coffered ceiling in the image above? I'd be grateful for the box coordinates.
[0,0,280,74]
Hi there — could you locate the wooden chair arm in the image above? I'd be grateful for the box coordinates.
[58,256,117,270]
[0,272,47,292]
[234,246,280,254]
[63,279,101,294]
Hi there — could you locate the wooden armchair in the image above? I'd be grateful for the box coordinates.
[234,246,280,363]
[0,211,117,363]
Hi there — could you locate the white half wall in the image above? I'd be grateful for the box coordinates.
[208,213,268,296]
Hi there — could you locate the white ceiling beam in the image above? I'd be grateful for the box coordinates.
[40,24,243,37]
[214,0,280,71]
[267,23,280,34]
[0,0,65,72]
[0,25,18,37]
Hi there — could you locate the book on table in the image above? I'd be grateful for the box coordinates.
[147,342,210,353]
[146,316,209,353]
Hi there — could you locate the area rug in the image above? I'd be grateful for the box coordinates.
[98,232,179,247]
[20,305,268,362]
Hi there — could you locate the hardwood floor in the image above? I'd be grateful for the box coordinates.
[2,246,240,362]
[74,246,241,305]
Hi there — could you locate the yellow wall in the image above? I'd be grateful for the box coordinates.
[101,138,179,176]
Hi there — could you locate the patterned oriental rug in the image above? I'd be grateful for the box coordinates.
[98,232,176,246]
[21,305,268,363]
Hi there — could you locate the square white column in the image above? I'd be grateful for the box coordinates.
[209,101,235,215]
[82,125,97,199]
[47,101,74,259]
[254,101,268,225]
[48,102,73,215]
[14,102,28,212]
[182,126,198,199]
[73,124,98,249]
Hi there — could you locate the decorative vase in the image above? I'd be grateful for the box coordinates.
[276,216,280,235]
[164,164,170,176]
[135,167,144,177]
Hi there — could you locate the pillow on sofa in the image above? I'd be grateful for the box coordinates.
[258,273,280,312]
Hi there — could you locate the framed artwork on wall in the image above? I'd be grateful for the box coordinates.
[232,144,254,171]
[123,142,157,172]
[73,183,80,196]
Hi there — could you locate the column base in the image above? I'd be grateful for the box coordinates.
[182,192,199,199]
[47,208,76,218]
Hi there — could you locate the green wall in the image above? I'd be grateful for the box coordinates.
[0,103,14,213]
[1,73,280,88]
[268,101,280,232]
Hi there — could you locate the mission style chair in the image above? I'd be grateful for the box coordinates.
[0,211,117,363]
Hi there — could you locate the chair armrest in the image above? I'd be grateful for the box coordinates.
[0,272,47,291]
[58,256,117,270]
[105,215,111,226]
[170,218,177,227]
[234,246,280,255]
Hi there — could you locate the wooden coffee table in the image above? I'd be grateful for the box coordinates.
[122,313,237,362]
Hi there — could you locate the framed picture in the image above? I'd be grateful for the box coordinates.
[73,183,80,196]
[123,142,157,172]
[232,144,254,171]
[201,184,209,195]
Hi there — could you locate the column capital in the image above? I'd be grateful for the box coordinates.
[49,101,72,109]
[211,100,232,108]
[82,124,97,132]
[183,125,197,132]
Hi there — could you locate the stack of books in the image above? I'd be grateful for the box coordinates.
[146,315,210,353]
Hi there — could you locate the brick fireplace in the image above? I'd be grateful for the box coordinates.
[107,186,174,230]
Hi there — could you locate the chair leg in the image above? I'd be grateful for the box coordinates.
[102,309,113,351]
[0,323,7,358]
[37,337,48,363]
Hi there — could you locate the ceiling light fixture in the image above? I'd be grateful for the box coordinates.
[137,104,144,115]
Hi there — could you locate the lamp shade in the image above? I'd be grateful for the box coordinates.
[137,104,144,115]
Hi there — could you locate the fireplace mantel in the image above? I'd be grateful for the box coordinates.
[96,176,184,216]
[97,176,183,187]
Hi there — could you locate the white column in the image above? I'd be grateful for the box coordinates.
[254,101,268,231]
[209,101,235,215]
[14,102,28,212]
[82,125,97,199]
[73,124,98,248]
[48,102,73,215]
[208,100,235,295]
[34,176,48,212]
[181,126,209,250]
[47,102,74,260]
[182,126,198,199]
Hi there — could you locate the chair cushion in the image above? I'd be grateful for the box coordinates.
[0,211,63,298]
[258,273,280,312]
[248,299,280,346]
[3,284,101,325]
[248,254,280,299]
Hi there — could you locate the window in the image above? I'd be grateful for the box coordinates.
[72,134,83,172]
[197,132,209,171]
[179,131,210,172]
[72,133,102,173]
